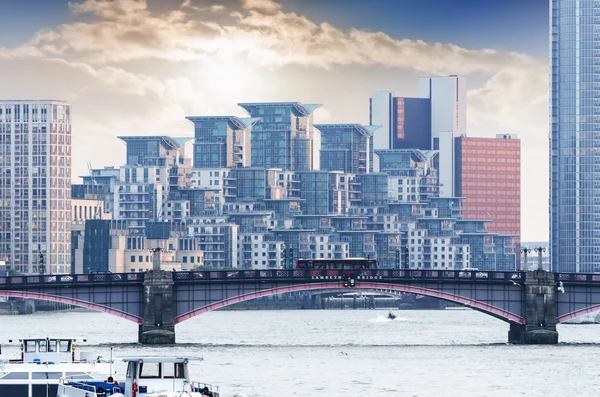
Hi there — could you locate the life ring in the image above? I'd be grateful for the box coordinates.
[132,382,138,397]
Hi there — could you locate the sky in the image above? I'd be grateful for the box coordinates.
[0,0,550,241]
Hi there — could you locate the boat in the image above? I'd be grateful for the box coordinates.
[387,311,396,320]
[0,337,112,397]
[57,356,223,397]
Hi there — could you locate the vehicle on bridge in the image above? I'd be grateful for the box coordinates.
[57,356,223,397]
[0,337,111,397]
[296,258,379,270]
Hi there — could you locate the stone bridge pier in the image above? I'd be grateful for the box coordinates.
[508,270,559,344]
[139,249,176,344]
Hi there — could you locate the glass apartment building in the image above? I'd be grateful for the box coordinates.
[550,0,600,272]
[0,100,72,274]
[186,116,258,168]
[238,102,321,171]
[316,124,378,174]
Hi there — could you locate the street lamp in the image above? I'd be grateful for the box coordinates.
[520,247,532,271]
[534,246,546,271]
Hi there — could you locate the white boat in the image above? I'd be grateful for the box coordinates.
[0,337,111,397]
[57,356,222,397]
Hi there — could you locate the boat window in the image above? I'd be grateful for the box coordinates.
[163,363,185,379]
[59,340,70,352]
[32,372,62,379]
[39,340,47,353]
[25,341,36,353]
[48,340,58,352]
[0,372,29,379]
[139,363,160,379]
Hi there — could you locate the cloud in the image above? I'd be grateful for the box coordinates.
[240,0,282,13]
[0,0,548,240]
[182,0,226,12]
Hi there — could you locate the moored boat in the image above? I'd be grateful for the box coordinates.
[0,337,111,397]
[57,356,222,397]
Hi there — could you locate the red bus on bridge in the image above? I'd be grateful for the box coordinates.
[296,258,379,270]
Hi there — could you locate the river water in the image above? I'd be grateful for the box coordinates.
[1,308,600,397]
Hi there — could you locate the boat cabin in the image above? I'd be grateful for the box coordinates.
[12,338,83,363]
[122,357,220,397]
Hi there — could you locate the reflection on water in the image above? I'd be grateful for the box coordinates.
[1,309,600,396]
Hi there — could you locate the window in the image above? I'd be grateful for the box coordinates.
[139,256,143,262]
[131,256,135,263]
[39,340,47,352]
[33,372,62,379]
[25,341,36,352]
[139,363,160,379]
[0,372,29,380]
[59,340,70,352]
[163,363,185,379]
[48,340,57,352]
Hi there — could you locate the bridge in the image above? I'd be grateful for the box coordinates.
[1,268,600,345]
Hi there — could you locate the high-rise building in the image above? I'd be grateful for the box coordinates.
[369,93,431,150]
[0,100,72,274]
[370,76,465,197]
[418,75,467,198]
[238,102,321,171]
[550,1,600,273]
[186,116,258,169]
[454,134,521,240]
[316,124,378,174]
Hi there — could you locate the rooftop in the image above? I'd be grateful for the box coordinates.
[117,136,192,151]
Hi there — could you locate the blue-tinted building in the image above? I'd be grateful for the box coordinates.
[316,124,379,174]
[238,102,321,171]
[370,94,431,150]
[550,1,600,273]
[186,116,259,169]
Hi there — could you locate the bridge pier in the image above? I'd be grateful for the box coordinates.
[139,269,176,345]
[509,270,558,344]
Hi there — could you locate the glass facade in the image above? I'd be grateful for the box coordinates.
[316,124,375,174]
[455,136,521,239]
[392,98,431,150]
[187,116,255,169]
[0,100,72,274]
[238,102,320,171]
[550,0,600,272]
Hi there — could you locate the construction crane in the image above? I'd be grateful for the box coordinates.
[86,161,104,219]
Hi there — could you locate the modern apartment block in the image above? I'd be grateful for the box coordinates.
[550,1,599,273]
[455,134,521,239]
[370,93,431,150]
[371,76,466,197]
[0,100,72,274]
[186,116,258,168]
[238,102,321,171]
[316,124,378,174]
[113,136,191,234]
[377,149,439,203]
[73,219,203,273]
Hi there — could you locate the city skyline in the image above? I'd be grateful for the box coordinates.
[0,0,548,241]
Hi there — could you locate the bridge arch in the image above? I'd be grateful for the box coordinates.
[556,304,600,324]
[0,290,143,324]
[174,282,525,325]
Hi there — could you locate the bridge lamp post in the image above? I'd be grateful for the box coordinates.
[534,247,546,271]
[520,247,532,271]
[403,247,409,270]
[38,253,45,276]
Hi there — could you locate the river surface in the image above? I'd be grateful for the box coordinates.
[1,308,600,396]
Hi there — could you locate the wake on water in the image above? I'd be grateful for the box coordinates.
[368,315,409,323]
